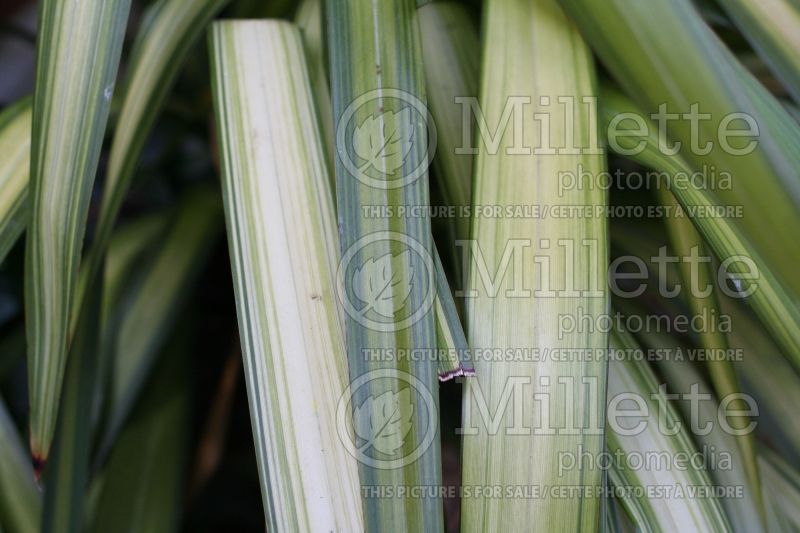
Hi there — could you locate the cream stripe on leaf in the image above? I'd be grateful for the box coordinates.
[460,1,608,530]
[209,20,363,532]
[26,0,132,464]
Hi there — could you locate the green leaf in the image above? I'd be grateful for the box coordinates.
[26,0,132,464]
[608,328,731,532]
[354,389,414,456]
[638,329,765,532]
[42,267,104,533]
[418,1,479,246]
[722,297,800,463]
[760,449,800,531]
[81,0,231,294]
[434,247,474,380]
[653,188,761,516]
[0,397,40,533]
[559,0,800,297]
[716,0,800,103]
[327,0,444,528]
[598,86,800,372]
[295,0,335,176]
[460,0,607,530]
[90,327,191,533]
[0,99,31,266]
[210,20,363,531]
[96,189,221,462]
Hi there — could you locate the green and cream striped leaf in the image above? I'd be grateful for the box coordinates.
[0,397,40,533]
[434,247,474,381]
[598,87,800,372]
[639,330,764,532]
[26,0,132,464]
[84,0,230,284]
[716,0,800,103]
[608,328,731,532]
[298,0,471,384]
[0,99,31,266]
[210,20,363,531]
[654,188,760,510]
[328,0,444,529]
[460,1,607,530]
[559,0,800,295]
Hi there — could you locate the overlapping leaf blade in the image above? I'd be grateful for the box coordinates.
[598,87,800,371]
[210,20,363,531]
[26,0,132,463]
[608,329,730,532]
[559,0,800,296]
[327,0,444,529]
[716,0,800,103]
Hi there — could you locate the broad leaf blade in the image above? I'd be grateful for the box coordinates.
[210,20,363,531]
[327,0,444,529]
[460,1,608,530]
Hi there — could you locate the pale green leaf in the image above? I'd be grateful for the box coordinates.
[210,20,363,531]
[717,0,800,103]
[608,328,731,532]
[460,1,608,530]
[598,87,800,372]
[560,0,800,296]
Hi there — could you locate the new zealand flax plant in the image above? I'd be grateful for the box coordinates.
[0,0,797,531]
